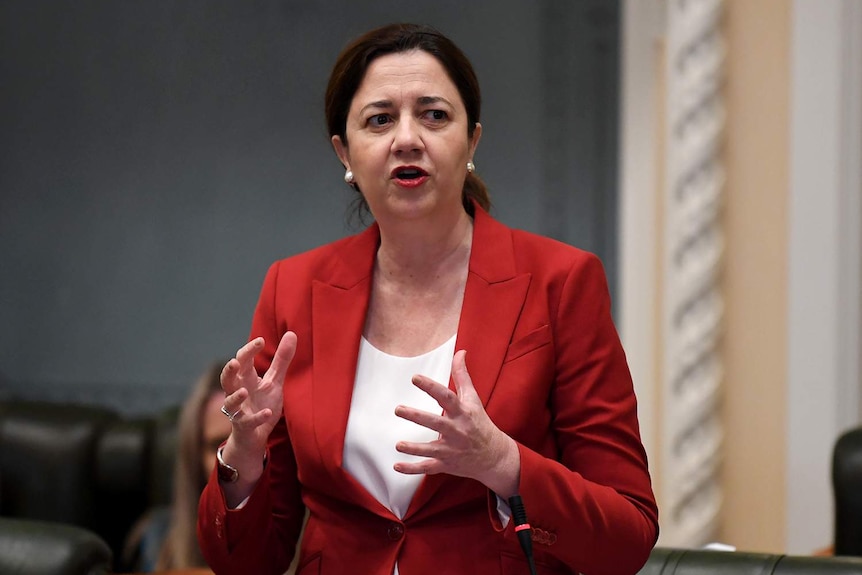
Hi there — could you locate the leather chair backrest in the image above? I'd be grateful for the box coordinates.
[148,405,180,507]
[94,416,153,564]
[639,547,862,575]
[0,401,116,528]
[0,517,112,575]
[0,399,178,571]
[834,426,862,556]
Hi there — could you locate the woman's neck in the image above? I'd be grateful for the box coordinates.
[375,208,473,286]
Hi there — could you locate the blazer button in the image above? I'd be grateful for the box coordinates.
[387,522,405,541]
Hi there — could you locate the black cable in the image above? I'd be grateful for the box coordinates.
[508,495,538,575]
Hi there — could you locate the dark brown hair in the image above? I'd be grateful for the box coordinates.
[325,23,490,218]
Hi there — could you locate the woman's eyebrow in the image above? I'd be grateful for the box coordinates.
[359,96,453,116]
[417,96,452,107]
[359,100,393,115]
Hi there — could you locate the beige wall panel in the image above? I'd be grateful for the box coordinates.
[720,0,791,553]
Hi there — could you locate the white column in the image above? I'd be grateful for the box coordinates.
[660,0,726,547]
[621,0,727,547]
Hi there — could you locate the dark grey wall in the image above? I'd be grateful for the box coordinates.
[0,1,620,413]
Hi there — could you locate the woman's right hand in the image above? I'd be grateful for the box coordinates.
[218,331,297,497]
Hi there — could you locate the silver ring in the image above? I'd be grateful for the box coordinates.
[220,405,241,421]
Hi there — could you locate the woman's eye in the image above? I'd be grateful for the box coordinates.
[369,114,390,126]
[424,110,447,121]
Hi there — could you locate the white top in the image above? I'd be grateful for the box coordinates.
[343,334,456,519]
[342,334,510,575]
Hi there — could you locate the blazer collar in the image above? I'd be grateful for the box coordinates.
[316,202,518,286]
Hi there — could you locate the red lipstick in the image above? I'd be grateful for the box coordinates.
[391,166,429,188]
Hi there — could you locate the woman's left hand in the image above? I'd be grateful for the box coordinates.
[393,349,521,498]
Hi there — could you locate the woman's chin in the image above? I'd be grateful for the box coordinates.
[377,190,438,219]
[367,185,462,224]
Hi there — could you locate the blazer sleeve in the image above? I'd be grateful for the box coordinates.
[197,262,305,575]
[501,253,659,575]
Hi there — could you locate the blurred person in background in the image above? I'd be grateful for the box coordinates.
[124,360,228,572]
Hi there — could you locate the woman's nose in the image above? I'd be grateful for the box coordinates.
[391,117,424,154]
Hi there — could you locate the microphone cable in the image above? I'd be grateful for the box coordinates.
[508,495,538,575]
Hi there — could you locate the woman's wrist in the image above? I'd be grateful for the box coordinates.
[479,434,521,499]
[219,437,267,504]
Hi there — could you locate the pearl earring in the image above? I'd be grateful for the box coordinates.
[344,170,354,184]
[466,161,475,173]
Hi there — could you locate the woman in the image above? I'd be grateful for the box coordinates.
[124,361,229,572]
[198,23,658,575]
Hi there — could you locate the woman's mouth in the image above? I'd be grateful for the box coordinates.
[392,167,429,188]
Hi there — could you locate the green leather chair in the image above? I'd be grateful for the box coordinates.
[0,517,112,575]
[640,547,862,575]
[0,399,179,572]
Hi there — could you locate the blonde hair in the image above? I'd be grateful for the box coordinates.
[156,360,224,570]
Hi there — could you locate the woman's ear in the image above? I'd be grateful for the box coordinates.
[331,135,350,171]
[469,123,482,158]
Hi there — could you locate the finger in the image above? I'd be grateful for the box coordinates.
[411,374,461,414]
[450,349,479,401]
[394,405,450,434]
[220,358,244,394]
[395,439,447,459]
[236,337,265,367]
[231,406,273,429]
[393,457,441,476]
[222,387,248,414]
[221,338,265,393]
[261,331,297,390]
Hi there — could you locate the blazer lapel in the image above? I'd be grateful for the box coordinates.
[310,224,390,513]
[456,213,532,407]
[405,207,531,518]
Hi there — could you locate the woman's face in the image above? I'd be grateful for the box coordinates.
[201,390,232,476]
[332,50,481,224]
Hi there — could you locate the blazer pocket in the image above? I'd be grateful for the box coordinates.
[503,324,551,364]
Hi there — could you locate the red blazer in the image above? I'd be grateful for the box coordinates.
[198,206,658,575]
